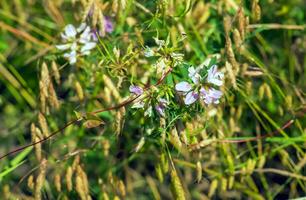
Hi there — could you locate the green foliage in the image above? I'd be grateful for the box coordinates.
[0,0,305,199]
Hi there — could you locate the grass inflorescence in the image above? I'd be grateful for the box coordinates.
[0,0,305,199]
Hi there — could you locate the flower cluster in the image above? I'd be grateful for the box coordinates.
[56,23,97,64]
[129,85,169,117]
[175,64,224,105]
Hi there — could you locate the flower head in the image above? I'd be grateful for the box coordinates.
[175,64,223,106]
[129,85,168,117]
[56,23,96,64]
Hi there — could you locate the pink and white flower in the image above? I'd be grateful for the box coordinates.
[129,85,169,117]
[175,65,223,106]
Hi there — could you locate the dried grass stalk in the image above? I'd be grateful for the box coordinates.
[76,165,89,195]
[114,107,126,135]
[72,155,81,171]
[102,75,121,101]
[237,9,245,40]
[155,164,164,183]
[48,82,60,109]
[34,136,42,161]
[75,81,84,101]
[41,62,50,98]
[27,175,34,190]
[66,166,73,191]
[233,28,243,53]
[51,61,60,84]
[54,174,61,192]
[196,161,202,183]
[223,16,239,72]
[35,159,47,200]
[208,179,218,197]
[38,112,49,137]
[118,180,126,197]
[76,175,87,200]
[252,0,261,22]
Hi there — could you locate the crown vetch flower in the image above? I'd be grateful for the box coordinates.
[56,23,97,64]
[129,85,168,117]
[175,64,223,106]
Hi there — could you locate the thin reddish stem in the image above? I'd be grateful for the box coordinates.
[0,68,173,161]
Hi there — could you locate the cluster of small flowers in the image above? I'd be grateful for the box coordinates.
[129,85,169,117]
[175,64,223,105]
[56,22,223,118]
[130,56,224,118]
[56,19,113,65]
[56,23,97,64]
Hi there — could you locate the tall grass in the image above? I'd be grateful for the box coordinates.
[0,0,305,199]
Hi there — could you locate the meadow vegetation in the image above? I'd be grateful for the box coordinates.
[0,0,305,199]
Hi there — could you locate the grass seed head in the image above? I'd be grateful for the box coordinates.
[35,159,47,200]
[38,112,49,137]
[54,173,61,192]
[66,166,73,191]
[51,61,60,84]
[27,175,34,190]
[170,169,186,200]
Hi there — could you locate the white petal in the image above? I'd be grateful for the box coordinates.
[188,67,196,75]
[77,23,87,32]
[82,50,90,55]
[184,91,198,105]
[188,66,202,84]
[64,51,77,64]
[64,24,77,38]
[61,33,68,40]
[56,43,71,50]
[81,42,96,53]
[213,99,220,104]
[175,81,192,92]
[216,71,224,79]
[80,27,91,40]
[210,79,223,86]
[63,51,75,58]
[69,56,77,64]
[202,57,212,67]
